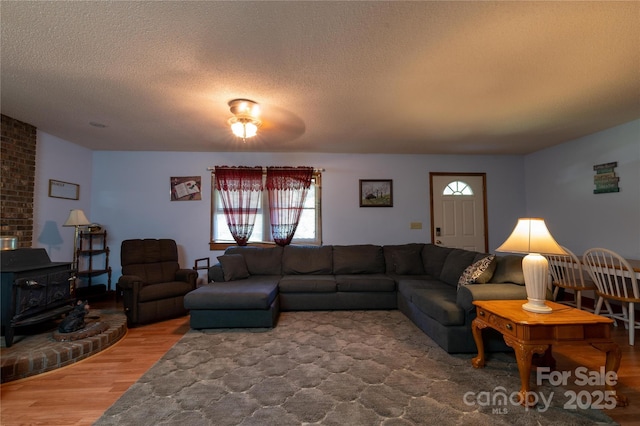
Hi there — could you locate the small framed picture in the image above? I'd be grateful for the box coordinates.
[48,179,80,200]
[171,176,202,201]
[359,179,393,207]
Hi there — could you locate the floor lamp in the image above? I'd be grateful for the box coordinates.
[63,209,91,270]
[496,218,567,313]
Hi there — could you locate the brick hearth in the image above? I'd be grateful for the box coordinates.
[0,309,127,383]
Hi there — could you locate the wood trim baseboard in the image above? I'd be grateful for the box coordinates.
[209,242,276,251]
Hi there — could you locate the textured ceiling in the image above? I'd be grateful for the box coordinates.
[1,1,639,155]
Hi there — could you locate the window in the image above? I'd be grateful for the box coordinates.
[442,180,473,196]
[211,173,322,248]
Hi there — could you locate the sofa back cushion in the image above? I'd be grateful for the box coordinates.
[439,249,480,287]
[225,246,283,275]
[490,255,525,284]
[333,245,385,274]
[283,245,333,274]
[383,244,425,275]
[421,244,454,277]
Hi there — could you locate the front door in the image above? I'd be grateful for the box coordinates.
[430,173,488,252]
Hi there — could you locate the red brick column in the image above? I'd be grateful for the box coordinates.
[1,114,36,247]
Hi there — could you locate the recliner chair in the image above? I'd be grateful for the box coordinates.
[118,239,197,326]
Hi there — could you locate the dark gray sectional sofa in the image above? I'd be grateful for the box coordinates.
[184,243,528,353]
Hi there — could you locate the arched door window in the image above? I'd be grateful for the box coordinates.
[442,180,474,196]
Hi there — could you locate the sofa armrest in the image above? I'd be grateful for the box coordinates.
[176,268,198,288]
[117,275,144,325]
[208,263,225,282]
[117,274,143,290]
[456,283,528,313]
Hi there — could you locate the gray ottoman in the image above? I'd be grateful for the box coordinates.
[183,278,280,328]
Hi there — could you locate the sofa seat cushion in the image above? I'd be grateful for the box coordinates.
[184,278,279,310]
[279,275,336,293]
[283,245,333,274]
[396,278,440,300]
[456,283,529,313]
[139,281,195,303]
[335,274,396,292]
[410,286,465,326]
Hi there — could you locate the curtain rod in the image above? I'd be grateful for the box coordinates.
[207,167,325,172]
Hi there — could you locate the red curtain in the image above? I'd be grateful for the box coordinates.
[215,166,263,246]
[266,167,314,246]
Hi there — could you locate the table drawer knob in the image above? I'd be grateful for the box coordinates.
[478,310,485,316]
[506,323,512,330]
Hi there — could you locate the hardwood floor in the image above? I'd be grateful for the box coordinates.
[1,298,639,426]
[552,329,640,425]
[1,297,189,426]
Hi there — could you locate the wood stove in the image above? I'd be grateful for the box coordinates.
[1,248,74,347]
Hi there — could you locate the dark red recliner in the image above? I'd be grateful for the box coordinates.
[118,239,197,326]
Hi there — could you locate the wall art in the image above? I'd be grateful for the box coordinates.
[359,179,393,207]
[593,162,619,194]
[48,179,80,200]
[171,176,202,201]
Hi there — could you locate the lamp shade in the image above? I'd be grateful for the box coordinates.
[496,218,566,314]
[496,218,567,256]
[63,209,90,227]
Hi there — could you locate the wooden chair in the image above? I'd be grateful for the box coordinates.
[583,247,640,346]
[546,246,596,311]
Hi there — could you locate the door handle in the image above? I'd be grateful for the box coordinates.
[436,240,442,245]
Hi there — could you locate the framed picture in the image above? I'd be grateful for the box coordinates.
[359,179,393,207]
[171,176,202,201]
[48,179,80,200]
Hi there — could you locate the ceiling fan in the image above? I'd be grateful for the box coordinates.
[226,98,306,144]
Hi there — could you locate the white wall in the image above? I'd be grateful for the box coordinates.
[525,119,640,259]
[32,119,638,286]
[90,151,525,283]
[33,131,93,262]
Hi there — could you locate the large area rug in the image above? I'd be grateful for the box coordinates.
[95,310,616,425]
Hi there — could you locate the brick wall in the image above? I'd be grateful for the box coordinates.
[1,114,36,247]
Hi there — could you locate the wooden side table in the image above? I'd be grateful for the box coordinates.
[471,299,627,407]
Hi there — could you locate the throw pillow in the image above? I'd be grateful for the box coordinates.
[473,254,498,284]
[457,255,496,289]
[217,254,250,281]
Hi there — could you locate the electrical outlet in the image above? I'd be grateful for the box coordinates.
[410,222,422,230]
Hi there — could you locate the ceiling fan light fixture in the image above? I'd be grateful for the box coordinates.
[228,98,261,141]
[230,119,259,139]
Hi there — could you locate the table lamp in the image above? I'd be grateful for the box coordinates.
[496,218,567,313]
[63,209,90,270]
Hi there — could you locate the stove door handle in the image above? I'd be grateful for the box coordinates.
[26,279,42,287]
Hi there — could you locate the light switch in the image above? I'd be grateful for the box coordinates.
[410,222,422,229]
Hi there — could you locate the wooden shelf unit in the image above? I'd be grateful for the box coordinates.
[76,230,112,295]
